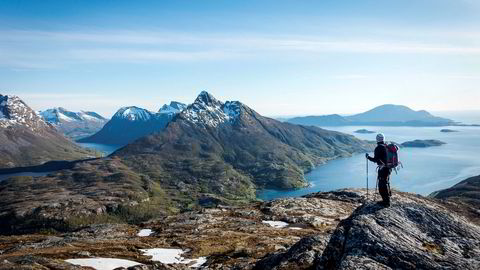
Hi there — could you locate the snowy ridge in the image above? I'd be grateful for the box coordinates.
[40,108,106,124]
[0,94,48,131]
[114,106,154,121]
[159,101,187,115]
[182,91,243,127]
[112,101,186,122]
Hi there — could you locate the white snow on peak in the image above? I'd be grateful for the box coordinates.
[182,92,243,128]
[223,101,242,119]
[79,112,101,121]
[140,248,207,268]
[0,95,48,131]
[114,106,153,121]
[159,101,187,115]
[40,108,106,124]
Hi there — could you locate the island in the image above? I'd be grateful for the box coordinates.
[401,139,447,148]
[440,129,459,133]
[354,129,376,134]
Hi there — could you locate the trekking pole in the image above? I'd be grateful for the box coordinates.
[366,155,369,201]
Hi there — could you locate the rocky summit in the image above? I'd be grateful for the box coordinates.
[0,95,94,168]
[0,189,479,269]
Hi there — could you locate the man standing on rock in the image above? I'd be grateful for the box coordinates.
[366,133,391,207]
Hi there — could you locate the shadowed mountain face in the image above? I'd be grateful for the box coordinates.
[433,175,480,207]
[39,107,108,140]
[0,92,372,232]
[78,101,187,145]
[288,104,455,126]
[0,95,94,168]
[114,91,372,191]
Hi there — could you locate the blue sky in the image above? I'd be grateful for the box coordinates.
[1,0,479,117]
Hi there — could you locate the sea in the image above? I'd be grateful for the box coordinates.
[76,143,122,156]
[257,125,480,200]
[2,113,479,200]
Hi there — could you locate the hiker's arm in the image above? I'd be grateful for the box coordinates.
[367,147,380,163]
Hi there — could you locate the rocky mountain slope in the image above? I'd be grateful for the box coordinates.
[0,92,371,232]
[115,91,371,191]
[288,104,455,126]
[0,95,94,168]
[78,101,187,145]
[1,189,479,269]
[433,175,480,208]
[39,107,108,140]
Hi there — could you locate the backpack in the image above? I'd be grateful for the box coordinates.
[384,143,401,171]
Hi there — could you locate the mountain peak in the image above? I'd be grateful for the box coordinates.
[0,94,49,131]
[181,91,245,127]
[158,101,187,115]
[40,107,106,124]
[194,91,220,106]
[114,106,153,121]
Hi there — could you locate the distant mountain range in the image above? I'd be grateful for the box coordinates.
[39,107,108,140]
[288,104,456,126]
[78,101,187,145]
[0,91,372,228]
[0,95,94,168]
[112,91,371,199]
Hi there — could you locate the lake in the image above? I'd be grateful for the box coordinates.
[257,126,480,200]
[0,172,50,182]
[76,143,122,156]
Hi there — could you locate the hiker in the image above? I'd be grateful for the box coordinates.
[366,133,391,207]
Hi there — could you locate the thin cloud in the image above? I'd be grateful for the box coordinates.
[333,74,370,79]
[1,30,480,68]
[68,49,240,62]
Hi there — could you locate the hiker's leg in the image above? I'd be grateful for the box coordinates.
[378,168,390,205]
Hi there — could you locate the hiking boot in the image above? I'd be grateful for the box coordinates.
[377,201,390,207]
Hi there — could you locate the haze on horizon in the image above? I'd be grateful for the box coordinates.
[1,0,479,118]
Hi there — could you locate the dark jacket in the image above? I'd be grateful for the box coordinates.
[368,142,387,166]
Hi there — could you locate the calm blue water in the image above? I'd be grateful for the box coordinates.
[0,172,50,182]
[76,143,122,156]
[257,126,480,200]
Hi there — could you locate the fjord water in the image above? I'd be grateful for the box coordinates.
[76,142,122,156]
[0,144,121,182]
[257,126,480,200]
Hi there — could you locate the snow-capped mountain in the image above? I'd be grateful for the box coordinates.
[39,107,108,140]
[113,106,154,122]
[40,107,106,124]
[0,94,93,168]
[114,91,371,197]
[158,101,187,115]
[181,91,242,127]
[0,95,50,132]
[79,101,186,145]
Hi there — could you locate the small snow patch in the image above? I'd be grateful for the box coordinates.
[65,258,141,270]
[262,220,289,228]
[137,229,153,237]
[140,248,207,268]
